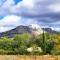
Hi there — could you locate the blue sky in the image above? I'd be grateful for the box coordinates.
[14,0,22,4]
[0,0,60,32]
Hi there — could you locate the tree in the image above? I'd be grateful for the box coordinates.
[51,34,60,55]
[13,33,31,54]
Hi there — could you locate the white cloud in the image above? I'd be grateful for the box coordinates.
[48,3,60,12]
[52,21,60,25]
[2,0,14,8]
[0,15,21,32]
[10,0,60,16]
[51,27,60,31]
[1,0,60,17]
[0,15,36,32]
[0,0,60,32]
[0,0,15,17]
[0,27,14,32]
[0,15,21,27]
[0,0,60,16]
[22,0,34,9]
[10,0,35,15]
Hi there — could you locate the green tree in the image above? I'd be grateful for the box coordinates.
[13,33,31,54]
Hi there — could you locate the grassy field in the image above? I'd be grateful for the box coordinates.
[0,55,59,60]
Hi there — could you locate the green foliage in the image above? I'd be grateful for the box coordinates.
[0,32,59,55]
[51,34,60,55]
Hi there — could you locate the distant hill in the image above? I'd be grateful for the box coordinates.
[0,25,32,38]
[42,28,57,34]
[0,25,58,38]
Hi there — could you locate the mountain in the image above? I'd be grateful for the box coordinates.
[0,25,57,38]
[0,25,32,38]
[42,28,57,34]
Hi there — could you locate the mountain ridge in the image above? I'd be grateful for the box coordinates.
[0,25,58,38]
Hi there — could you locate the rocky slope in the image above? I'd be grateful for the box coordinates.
[0,25,57,38]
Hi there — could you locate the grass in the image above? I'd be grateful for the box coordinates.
[0,55,59,60]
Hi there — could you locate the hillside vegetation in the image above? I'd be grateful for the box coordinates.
[0,32,60,55]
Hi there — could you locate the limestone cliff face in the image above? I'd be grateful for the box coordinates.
[29,24,44,36]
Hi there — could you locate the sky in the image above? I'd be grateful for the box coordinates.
[0,0,60,32]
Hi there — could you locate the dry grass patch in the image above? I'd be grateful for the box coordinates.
[0,55,59,60]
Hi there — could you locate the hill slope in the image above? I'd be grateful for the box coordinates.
[0,26,32,38]
[0,25,57,38]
